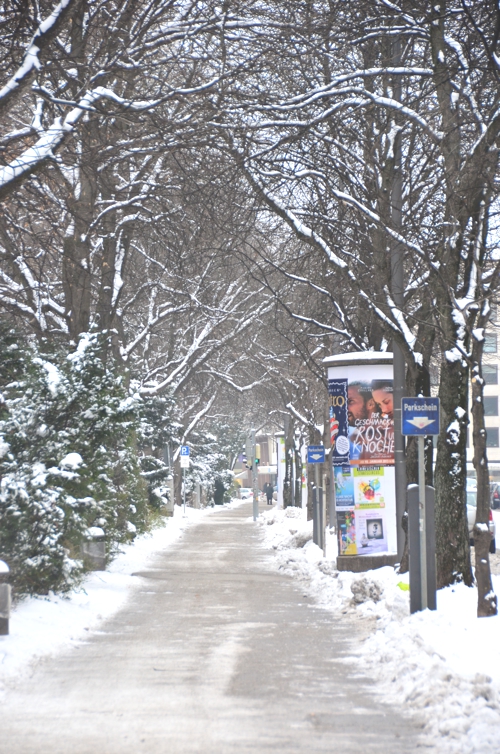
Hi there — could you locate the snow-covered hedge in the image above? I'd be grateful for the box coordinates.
[0,329,148,597]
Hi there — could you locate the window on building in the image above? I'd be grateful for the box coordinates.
[484,333,498,353]
[484,396,499,416]
[484,364,498,384]
[486,428,499,448]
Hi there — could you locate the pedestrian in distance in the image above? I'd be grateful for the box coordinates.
[264,483,273,505]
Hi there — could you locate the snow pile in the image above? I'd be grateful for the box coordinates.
[258,506,500,754]
[0,504,214,697]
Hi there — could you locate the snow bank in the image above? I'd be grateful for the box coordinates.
[257,506,500,754]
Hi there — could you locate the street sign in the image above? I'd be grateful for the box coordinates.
[180,445,190,456]
[180,456,190,469]
[307,445,325,464]
[402,397,440,436]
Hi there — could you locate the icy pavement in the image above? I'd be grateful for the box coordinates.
[0,502,214,696]
[0,499,419,754]
[258,506,500,754]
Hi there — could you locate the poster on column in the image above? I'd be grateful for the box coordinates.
[328,378,350,465]
[353,466,391,553]
[334,465,355,509]
[334,466,395,555]
[347,376,394,466]
[337,509,357,555]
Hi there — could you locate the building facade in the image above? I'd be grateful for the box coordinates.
[468,305,500,481]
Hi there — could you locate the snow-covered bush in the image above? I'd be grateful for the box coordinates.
[0,329,148,596]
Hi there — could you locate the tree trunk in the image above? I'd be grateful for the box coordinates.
[471,340,497,617]
[435,358,473,588]
[294,437,302,507]
[283,415,294,508]
[399,359,433,573]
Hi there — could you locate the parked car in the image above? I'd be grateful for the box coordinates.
[239,487,253,501]
[491,483,500,510]
[466,486,496,553]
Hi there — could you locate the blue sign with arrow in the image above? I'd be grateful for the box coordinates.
[307,445,325,464]
[402,397,440,436]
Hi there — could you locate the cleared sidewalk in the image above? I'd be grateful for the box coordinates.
[0,502,420,753]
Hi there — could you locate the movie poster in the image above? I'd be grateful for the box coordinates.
[347,378,394,466]
[328,378,350,465]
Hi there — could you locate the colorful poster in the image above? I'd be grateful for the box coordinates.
[348,378,394,466]
[337,510,357,555]
[334,465,355,509]
[353,466,389,507]
[328,378,350,465]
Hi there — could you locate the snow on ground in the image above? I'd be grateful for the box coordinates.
[2,498,500,753]
[257,505,500,754]
[0,500,241,698]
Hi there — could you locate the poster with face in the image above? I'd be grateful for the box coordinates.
[347,378,394,466]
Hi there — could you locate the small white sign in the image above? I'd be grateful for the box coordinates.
[180,456,190,469]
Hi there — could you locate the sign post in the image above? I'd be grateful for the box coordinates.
[180,446,190,515]
[402,397,440,611]
[246,430,259,521]
[308,446,325,552]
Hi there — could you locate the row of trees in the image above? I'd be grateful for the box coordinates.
[1,1,499,614]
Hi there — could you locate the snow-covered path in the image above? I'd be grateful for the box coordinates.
[0,501,420,754]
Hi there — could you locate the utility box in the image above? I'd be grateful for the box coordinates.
[164,475,175,516]
[82,528,106,571]
[0,561,10,636]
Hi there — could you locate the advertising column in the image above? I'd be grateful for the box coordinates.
[325,353,397,559]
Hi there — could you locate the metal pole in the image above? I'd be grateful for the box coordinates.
[418,435,427,609]
[252,458,259,521]
[183,467,186,515]
[318,485,324,553]
[314,464,324,551]
[329,464,336,531]
[312,482,318,545]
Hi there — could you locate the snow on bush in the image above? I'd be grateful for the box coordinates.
[0,329,148,596]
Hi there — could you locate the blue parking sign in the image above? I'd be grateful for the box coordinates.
[307,445,325,464]
[180,445,190,456]
[402,397,440,436]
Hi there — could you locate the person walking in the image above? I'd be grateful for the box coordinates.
[264,482,273,506]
